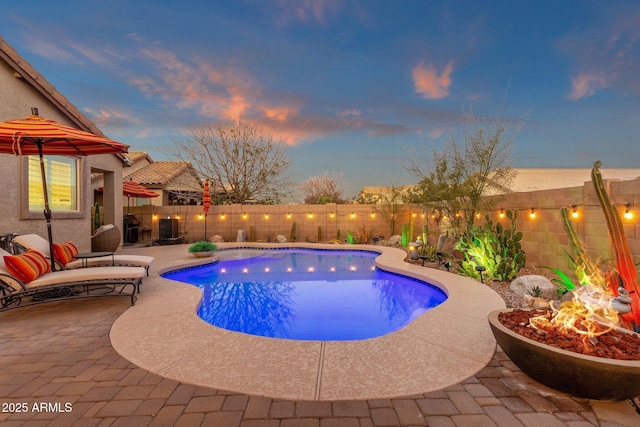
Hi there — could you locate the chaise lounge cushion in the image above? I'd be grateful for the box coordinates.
[3,250,51,283]
[53,241,79,266]
[12,234,154,273]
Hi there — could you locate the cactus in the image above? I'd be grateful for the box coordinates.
[249,224,255,242]
[317,226,323,243]
[401,223,408,247]
[93,202,101,231]
[408,216,414,246]
[337,229,341,241]
[592,161,640,326]
[347,230,354,244]
[422,224,428,246]
[456,209,525,281]
[290,221,297,242]
[560,206,607,291]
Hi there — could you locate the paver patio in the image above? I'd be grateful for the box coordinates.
[0,244,638,426]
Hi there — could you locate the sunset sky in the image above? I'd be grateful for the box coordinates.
[2,0,640,200]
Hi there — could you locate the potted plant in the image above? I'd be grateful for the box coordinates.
[188,241,218,257]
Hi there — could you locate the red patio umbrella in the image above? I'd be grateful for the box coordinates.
[202,181,211,239]
[0,108,129,270]
[123,180,159,199]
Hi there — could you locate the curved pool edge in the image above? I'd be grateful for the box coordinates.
[110,243,506,401]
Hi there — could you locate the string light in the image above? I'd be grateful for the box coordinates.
[499,209,505,219]
[624,203,634,220]
[570,204,579,219]
[529,208,536,219]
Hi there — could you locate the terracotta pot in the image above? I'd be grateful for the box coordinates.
[488,309,640,401]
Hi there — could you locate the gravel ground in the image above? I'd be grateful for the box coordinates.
[407,257,536,309]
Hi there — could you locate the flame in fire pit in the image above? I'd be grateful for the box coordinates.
[530,285,620,348]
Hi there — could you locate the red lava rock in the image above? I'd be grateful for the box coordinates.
[498,310,640,361]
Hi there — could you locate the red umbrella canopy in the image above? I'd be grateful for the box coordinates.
[203,181,211,212]
[123,181,159,198]
[0,110,129,156]
[98,181,159,198]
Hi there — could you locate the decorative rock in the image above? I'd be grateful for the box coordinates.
[388,235,402,246]
[236,229,247,242]
[210,235,224,243]
[524,294,551,310]
[510,275,558,300]
[276,235,287,243]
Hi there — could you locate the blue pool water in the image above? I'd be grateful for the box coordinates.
[163,248,447,341]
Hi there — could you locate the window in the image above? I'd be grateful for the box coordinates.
[27,155,78,212]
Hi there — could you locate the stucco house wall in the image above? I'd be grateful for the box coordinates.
[0,36,125,251]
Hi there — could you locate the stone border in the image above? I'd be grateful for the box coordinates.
[110,243,506,400]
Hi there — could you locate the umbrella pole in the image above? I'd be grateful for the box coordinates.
[37,140,56,272]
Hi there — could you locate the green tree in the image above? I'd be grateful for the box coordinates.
[406,105,523,230]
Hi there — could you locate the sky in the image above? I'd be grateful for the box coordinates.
[2,0,640,201]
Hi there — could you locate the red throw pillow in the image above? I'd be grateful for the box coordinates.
[53,241,79,266]
[3,250,51,283]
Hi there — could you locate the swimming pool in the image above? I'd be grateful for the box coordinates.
[163,248,447,340]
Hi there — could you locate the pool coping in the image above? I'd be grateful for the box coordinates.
[110,243,506,401]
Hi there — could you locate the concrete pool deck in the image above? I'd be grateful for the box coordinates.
[1,243,638,425]
[110,243,506,401]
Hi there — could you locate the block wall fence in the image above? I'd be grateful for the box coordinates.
[126,177,640,273]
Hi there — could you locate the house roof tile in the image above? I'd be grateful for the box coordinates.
[124,161,200,187]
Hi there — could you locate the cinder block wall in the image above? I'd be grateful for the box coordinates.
[127,177,640,274]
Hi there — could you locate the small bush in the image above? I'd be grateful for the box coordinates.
[188,241,218,253]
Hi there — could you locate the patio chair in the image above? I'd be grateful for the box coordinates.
[0,248,144,312]
[11,234,154,275]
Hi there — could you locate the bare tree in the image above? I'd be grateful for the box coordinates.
[299,172,346,204]
[406,105,523,229]
[168,121,292,204]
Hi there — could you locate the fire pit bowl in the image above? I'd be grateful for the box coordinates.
[488,309,640,401]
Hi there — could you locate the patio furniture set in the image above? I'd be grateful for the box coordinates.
[0,231,154,312]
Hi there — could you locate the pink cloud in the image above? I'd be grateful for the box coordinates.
[128,47,261,122]
[261,105,299,122]
[412,60,455,99]
[274,0,343,26]
[567,72,609,100]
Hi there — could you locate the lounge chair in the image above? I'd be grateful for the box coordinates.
[0,248,144,312]
[11,234,154,275]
